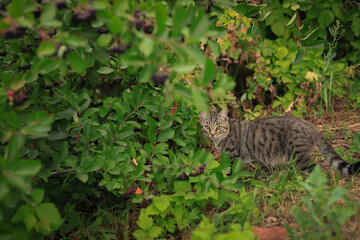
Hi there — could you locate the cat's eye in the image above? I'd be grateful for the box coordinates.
[216,126,222,130]
[205,125,210,130]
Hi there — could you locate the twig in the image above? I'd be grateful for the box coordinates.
[112,103,143,143]
[34,168,77,180]
[145,164,188,169]
[149,126,160,165]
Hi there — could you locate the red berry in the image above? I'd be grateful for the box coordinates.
[7,91,15,98]
[143,23,152,33]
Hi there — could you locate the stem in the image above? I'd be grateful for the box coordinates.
[34,168,77,180]
[112,103,143,143]
[149,126,160,164]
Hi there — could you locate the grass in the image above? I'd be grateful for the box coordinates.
[247,106,360,239]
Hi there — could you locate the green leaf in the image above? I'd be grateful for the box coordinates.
[159,117,173,130]
[333,207,355,224]
[172,5,187,37]
[271,19,285,37]
[157,128,175,142]
[148,225,163,238]
[219,152,231,168]
[303,40,324,49]
[233,4,261,17]
[286,13,297,27]
[153,195,171,212]
[302,27,319,41]
[82,108,98,119]
[133,229,148,239]
[35,203,62,232]
[326,187,347,208]
[201,58,215,85]
[282,0,291,8]
[173,136,186,147]
[291,207,308,227]
[37,58,59,74]
[147,128,157,144]
[145,116,158,130]
[318,10,335,29]
[66,52,85,73]
[5,136,22,165]
[2,112,21,130]
[293,47,303,65]
[155,143,168,156]
[118,126,134,139]
[77,173,88,183]
[290,4,300,11]
[351,17,360,37]
[139,37,154,57]
[191,88,209,112]
[332,4,344,20]
[62,34,88,48]
[137,210,153,230]
[22,111,54,138]
[174,181,191,193]
[275,47,289,60]
[0,181,9,201]
[192,216,216,240]
[94,45,110,65]
[172,63,196,73]
[12,160,41,176]
[97,34,113,48]
[7,0,23,18]
[108,16,122,34]
[189,10,209,40]
[31,189,45,204]
[24,214,37,231]
[232,158,242,174]
[41,3,61,27]
[306,165,326,186]
[48,130,69,141]
[37,41,56,58]
[12,204,31,223]
[155,2,168,36]
[208,40,221,57]
[97,66,115,74]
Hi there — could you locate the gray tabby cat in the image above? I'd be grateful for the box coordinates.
[200,109,360,175]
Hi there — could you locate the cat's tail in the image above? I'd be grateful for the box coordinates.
[320,140,360,175]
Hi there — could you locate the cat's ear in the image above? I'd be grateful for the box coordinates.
[218,109,228,119]
[200,111,209,120]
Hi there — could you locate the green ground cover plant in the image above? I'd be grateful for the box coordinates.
[0,0,359,239]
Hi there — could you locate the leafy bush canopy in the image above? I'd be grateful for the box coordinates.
[0,0,359,239]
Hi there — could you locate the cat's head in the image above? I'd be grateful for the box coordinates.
[200,109,229,141]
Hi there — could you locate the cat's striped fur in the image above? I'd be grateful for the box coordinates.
[200,109,360,175]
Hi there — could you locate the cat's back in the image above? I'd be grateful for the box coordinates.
[231,115,321,141]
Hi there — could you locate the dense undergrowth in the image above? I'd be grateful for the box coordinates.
[0,0,360,239]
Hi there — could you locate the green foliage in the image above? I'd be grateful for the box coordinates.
[290,166,355,240]
[0,0,359,239]
[132,153,257,239]
[192,216,254,240]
